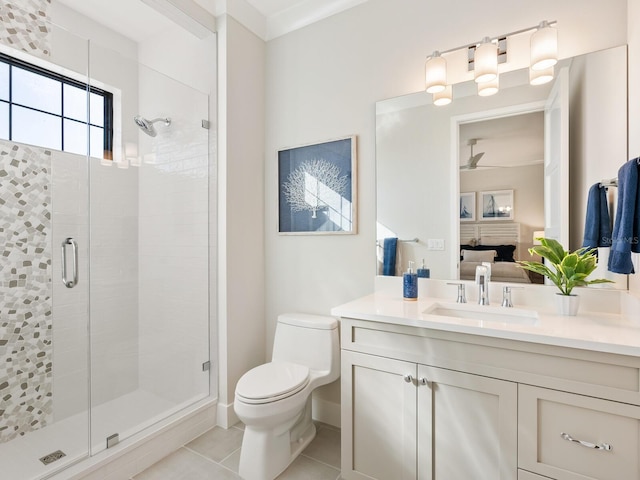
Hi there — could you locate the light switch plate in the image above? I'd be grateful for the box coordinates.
[427,239,445,250]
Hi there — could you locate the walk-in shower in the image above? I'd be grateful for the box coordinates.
[134,115,172,137]
[0,2,214,479]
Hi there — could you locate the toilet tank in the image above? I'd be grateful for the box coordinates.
[272,313,339,376]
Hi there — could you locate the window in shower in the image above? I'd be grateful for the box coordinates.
[0,52,113,158]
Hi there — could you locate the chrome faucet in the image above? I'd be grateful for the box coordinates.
[475,263,491,305]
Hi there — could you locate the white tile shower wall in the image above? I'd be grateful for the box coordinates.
[137,66,210,405]
[89,157,140,408]
[50,150,89,422]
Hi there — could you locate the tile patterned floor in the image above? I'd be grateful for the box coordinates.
[132,422,341,480]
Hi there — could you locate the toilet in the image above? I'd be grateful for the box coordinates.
[234,313,340,480]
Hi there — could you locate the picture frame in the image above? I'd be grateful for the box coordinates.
[278,136,357,235]
[459,192,476,222]
[480,189,514,221]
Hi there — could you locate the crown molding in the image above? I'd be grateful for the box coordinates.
[209,0,369,41]
[265,0,368,40]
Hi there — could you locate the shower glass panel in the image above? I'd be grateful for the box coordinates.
[0,5,91,478]
[88,44,210,454]
[1,2,211,477]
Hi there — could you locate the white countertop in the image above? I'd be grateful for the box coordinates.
[331,291,640,357]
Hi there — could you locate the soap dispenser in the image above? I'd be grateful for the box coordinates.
[417,258,430,278]
[403,261,418,301]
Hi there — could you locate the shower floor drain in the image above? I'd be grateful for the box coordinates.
[39,450,66,465]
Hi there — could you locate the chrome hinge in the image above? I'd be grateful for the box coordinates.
[106,433,119,449]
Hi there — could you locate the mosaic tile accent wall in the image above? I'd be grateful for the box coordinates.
[0,141,53,443]
[0,0,52,59]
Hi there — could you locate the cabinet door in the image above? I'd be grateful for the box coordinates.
[417,365,518,480]
[342,350,417,480]
[519,385,640,480]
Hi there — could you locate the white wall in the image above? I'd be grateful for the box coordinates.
[217,14,266,426]
[264,0,628,416]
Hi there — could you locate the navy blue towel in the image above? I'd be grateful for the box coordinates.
[608,158,640,274]
[582,183,612,253]
[382,238,398,276]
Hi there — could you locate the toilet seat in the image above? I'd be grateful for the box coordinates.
[236,362,310,405]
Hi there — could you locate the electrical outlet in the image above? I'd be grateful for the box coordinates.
[427,239,445,250]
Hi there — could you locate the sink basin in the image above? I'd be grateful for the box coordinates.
[423,302,538,325]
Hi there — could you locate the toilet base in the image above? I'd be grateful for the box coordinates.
[238,399,316,480]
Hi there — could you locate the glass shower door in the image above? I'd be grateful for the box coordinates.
[88,45,210,453]
[0,7,91,478]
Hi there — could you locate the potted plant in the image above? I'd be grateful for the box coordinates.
[518,237,613,315]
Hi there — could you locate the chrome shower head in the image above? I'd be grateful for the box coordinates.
[134,115,171,137]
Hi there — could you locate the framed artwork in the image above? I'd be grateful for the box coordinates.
[278,136,357,235]
[459,192,476,221]
[481,189,514,221]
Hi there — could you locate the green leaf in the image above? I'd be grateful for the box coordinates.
[521,239,614,294]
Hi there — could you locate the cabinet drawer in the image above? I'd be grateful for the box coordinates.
[519,385,640,480]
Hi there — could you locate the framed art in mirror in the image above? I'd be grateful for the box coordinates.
[460,192,476,221]
[481,190,514,221]
[278,135,357,235]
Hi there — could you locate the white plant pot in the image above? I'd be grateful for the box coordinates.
[556,293,580,316]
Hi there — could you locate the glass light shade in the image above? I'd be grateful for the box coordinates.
[474,37,498,83]
[433,85,452,106]
[478,76,499,96]
[530,21,558,71]
[425,52,447,94]
[529,65,554,85]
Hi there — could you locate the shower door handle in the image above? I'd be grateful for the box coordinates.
[61,238,78,288]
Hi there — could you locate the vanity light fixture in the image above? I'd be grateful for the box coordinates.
[474,37,498,84]
[425,51,447,93]
[433,84,453,106]
[425,20,557,106]
[529,65,555,85]
[477,76,499,97]
[530,21,558,71]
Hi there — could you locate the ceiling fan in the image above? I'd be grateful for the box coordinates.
[459,138,511,170]
[460,138,485,170]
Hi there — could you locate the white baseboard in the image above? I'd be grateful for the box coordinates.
[217,400,239,428]
[312,397,340,429]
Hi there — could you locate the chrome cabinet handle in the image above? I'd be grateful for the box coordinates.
[560,432,612,451]
[61,238,78,288]
[403,374,414,383]
[419,377,431,386]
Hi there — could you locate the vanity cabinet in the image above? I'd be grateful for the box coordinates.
[339,317,640,480]
[342,350,517,480]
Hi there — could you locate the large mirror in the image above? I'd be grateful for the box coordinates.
[376,45,628,289]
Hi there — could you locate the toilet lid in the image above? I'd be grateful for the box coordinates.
[236,362,309,404]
